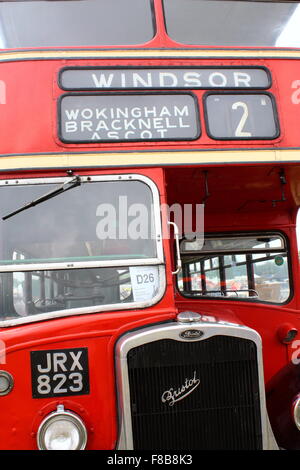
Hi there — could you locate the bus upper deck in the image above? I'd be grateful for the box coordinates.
[0,0,299,160]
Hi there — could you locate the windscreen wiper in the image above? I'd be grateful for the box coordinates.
[2,175,81,220]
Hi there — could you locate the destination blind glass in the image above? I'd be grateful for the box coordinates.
[204,94,279,140]
[59,94,200,143]
[163,0,300,47]
[59,68,270,90]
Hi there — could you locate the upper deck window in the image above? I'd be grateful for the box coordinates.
[0,0,154,48]
[163,0,300,48]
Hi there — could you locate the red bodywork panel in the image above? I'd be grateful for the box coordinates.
[0,166,176,450]
[0,309,177,450]
[0,56,299,155]
[0,0,298,156]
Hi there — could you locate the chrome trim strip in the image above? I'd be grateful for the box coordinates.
[115,319,276,450]
[0,258,162,272]
[0,265,166,328]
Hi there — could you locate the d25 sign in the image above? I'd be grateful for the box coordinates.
[31,347,89,398]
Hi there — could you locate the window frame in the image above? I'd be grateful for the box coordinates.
[0,173,166,327]
[1,264,166,327]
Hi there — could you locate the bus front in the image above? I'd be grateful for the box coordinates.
[1,0,300,451]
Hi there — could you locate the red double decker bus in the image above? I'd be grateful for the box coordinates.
[1,0,300,451]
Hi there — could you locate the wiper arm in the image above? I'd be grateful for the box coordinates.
[2,175,81,220]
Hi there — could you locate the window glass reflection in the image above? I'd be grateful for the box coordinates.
[163,0,300,47]
[0,0,154,48]
[178,234,290,303]
[0,180,157,266]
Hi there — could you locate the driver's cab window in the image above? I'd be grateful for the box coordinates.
[178,233,290,304]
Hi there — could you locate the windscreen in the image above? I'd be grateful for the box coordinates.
[163,0,300,47]
[0,0,154,48]
[0,179,157,266]
[0,177,164,324]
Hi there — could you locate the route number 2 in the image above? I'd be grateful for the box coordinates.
[232,101,252,137]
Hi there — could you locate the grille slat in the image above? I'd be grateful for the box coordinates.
[127,335,263,450]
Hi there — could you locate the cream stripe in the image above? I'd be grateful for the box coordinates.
[0,149,300,170]
[1,49,300,62]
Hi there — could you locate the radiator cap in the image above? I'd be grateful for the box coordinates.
[177,311,202,323]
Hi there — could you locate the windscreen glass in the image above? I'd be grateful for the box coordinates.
[0,179,157,266]
[0,177,164,324]
[163,0,300,47]
[0,0,154,48]
[1,265,162,322]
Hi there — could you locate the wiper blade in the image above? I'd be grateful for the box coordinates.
[2,175,81,220]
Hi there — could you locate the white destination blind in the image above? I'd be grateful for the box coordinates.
[60,67,270,90]
[59,93,200,143]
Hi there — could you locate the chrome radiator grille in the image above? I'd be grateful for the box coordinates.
[116,321,265,450]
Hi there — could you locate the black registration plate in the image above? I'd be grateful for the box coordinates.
[31,347,90,398]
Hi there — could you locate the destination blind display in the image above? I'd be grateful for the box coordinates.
[59,67,270,90]
[59,94,200,143]
[204,93,279,140]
